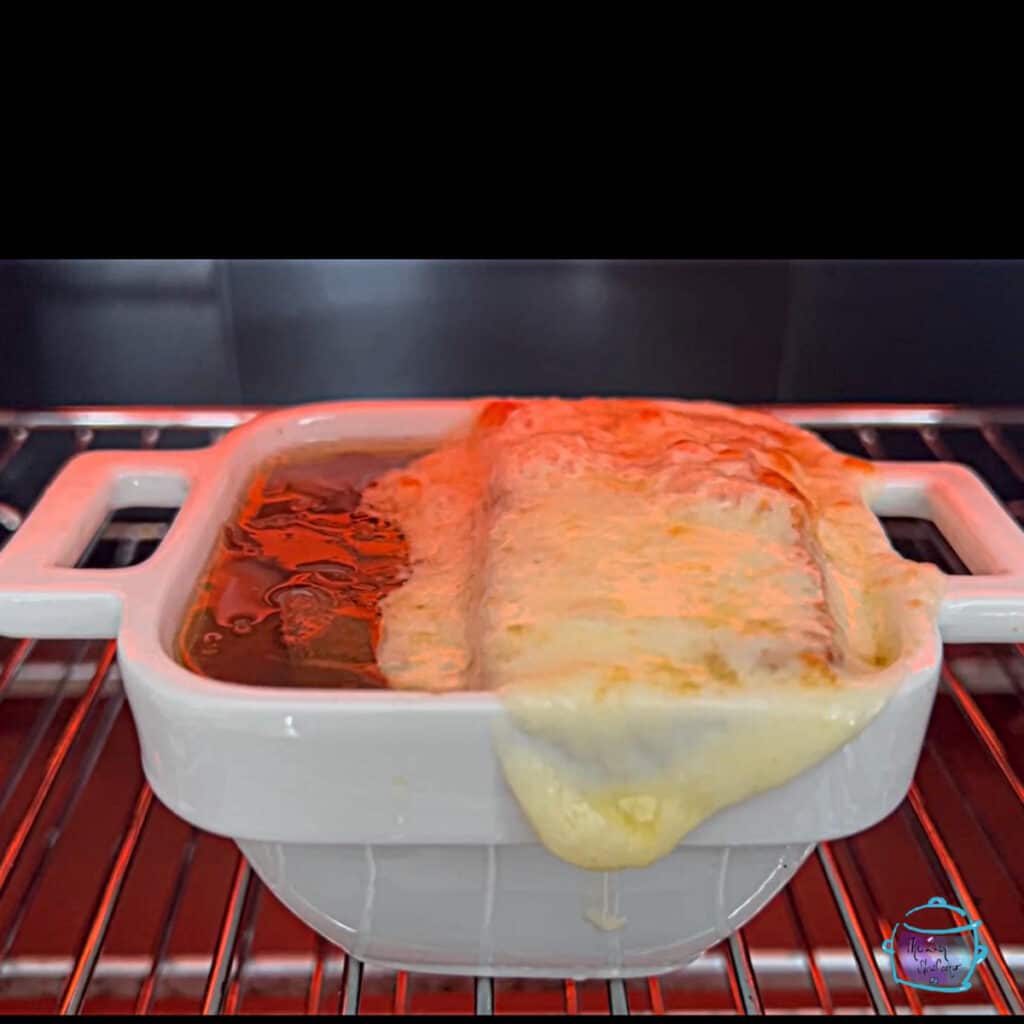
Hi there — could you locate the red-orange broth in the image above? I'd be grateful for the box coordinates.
[177,446,425,687]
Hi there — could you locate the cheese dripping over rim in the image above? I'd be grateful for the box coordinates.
[361,399,944,870]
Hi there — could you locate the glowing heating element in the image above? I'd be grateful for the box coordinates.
[363,400,944,870]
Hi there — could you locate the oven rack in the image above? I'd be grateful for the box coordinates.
[0,405,1022,1015]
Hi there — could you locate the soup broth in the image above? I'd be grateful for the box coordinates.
[177,445,424,687]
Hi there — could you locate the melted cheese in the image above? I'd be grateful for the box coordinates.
[362,399,944,870]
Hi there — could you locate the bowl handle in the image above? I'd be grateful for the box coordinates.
[4,451,1022,644]
[871,462,1024,643]
[0,449,208,639]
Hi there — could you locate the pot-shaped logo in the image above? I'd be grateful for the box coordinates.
[882,896,988,994]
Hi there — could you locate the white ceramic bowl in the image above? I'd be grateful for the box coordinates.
[1,400,1023,978]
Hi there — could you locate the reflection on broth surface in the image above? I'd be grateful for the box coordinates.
[177,446,423,687]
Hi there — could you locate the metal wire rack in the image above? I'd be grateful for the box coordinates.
[0,405,1023,1015]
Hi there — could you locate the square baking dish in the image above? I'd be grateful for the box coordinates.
[1,399,1023,979]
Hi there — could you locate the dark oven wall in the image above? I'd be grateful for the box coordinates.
[1,259,1022,408]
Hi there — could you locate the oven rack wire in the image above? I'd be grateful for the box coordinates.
[0,406,1022,1015]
